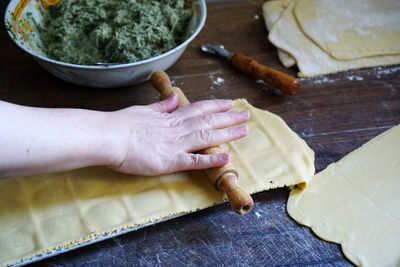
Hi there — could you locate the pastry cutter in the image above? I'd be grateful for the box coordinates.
[201,43,300,95]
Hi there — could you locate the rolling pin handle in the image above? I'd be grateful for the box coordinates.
[151,70,190,106]
[216,173,254,215]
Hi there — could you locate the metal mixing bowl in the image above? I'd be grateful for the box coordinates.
[5,0,206,88]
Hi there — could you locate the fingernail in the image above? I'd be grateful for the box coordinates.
[167,92,176,97]
[239,110,250,120]
[237,125,249,134]
[220,153,230,161]
[219,99,233,107]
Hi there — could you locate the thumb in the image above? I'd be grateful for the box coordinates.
[149,92,179,113]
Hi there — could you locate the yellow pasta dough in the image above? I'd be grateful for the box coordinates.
[288,125,400,266]
[265,0,400,77]
[0,99,315,266]
[295,0,400,60]
[262,0,296,67]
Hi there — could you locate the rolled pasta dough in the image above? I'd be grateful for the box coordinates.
[268,1,400,77]
[287,125,400,266]
[0,99,315,266]
[262,0,296,67]
[295,0,400,60]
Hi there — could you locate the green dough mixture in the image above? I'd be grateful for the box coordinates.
[36,0,192,65]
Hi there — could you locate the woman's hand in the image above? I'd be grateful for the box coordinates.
[108,93,250,176]
[0,95,249,179]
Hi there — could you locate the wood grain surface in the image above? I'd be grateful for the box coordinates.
[1,0,399,266]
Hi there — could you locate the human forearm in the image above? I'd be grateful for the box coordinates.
[0,94,250,179]
[0,101,119,179]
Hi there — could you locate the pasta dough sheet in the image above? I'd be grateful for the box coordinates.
[287,124,400,266]
[262,0,296,68]
[264,0,400,77]
[295,0,400,60]
[0,99,315,266]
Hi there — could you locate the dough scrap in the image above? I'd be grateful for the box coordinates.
[268,1,400,77]
[287,125,400,266]
[0,99,315,266]
[295,0,400,60]
[262,0,296,68]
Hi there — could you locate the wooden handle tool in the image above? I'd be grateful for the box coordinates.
[231,53,300,96]
[201,43,300,96]
[151,70,254,215]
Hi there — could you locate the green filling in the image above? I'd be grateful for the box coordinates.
[36,0,193,65]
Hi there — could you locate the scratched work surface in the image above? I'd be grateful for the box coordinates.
[1,0,400,266]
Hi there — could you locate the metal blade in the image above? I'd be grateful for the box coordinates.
[201,43,234,61]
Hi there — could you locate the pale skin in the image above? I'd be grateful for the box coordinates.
[0,93,250,179]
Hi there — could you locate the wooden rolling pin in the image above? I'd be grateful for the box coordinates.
[151,71,254,215]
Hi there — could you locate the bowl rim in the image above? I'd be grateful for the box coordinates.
[4,0,207,69]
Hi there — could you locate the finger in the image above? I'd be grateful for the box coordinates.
[173,99,233,119]
[181,125,249,152]
[148,92,179,113]
[172,153,231,172]
[182,110,250,131]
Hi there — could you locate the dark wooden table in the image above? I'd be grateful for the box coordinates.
[1,0,399,266]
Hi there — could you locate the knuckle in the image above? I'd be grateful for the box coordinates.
[199,129,212,143]
[201,113,214,127]
[188,154,201,167]
[160,113,181,128]
[214,99,231,110]
[216,100,226,110]
[229,111,237,121]
[167,117,182,128]
[191,101,205,112]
